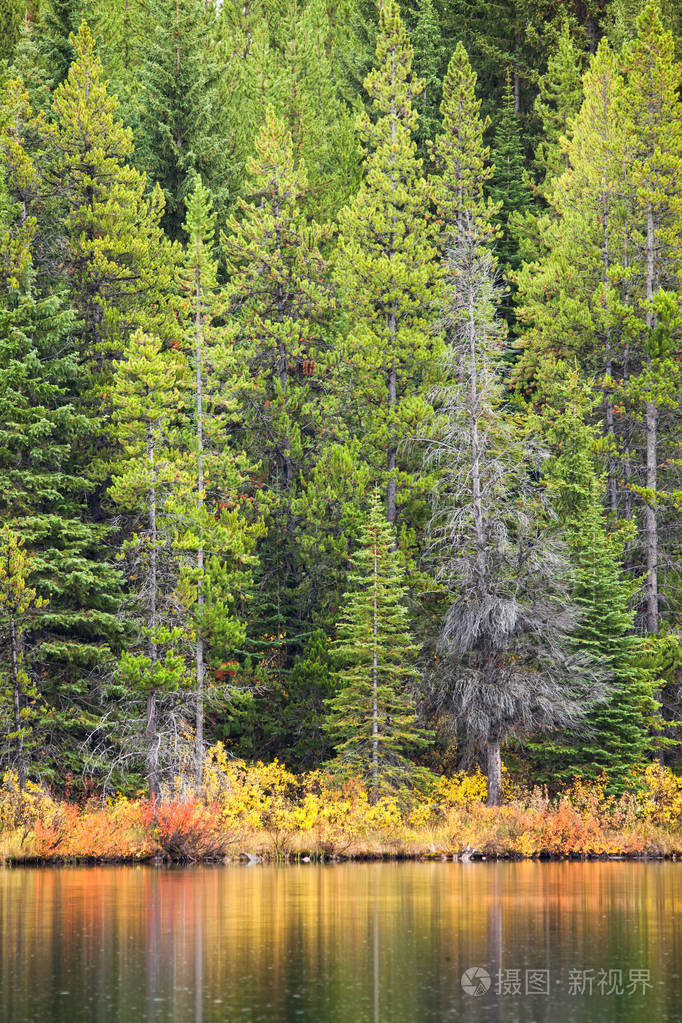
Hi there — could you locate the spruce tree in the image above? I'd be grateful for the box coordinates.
[489,69,533,277]
[532,364,658,793]
[0,0,26,64]
[411,0,442,160]
[37,0,83,92]
[335,0,441,528]
[324,490,430,800]
[222,107,330,672]
[0,186,124,786]
[533,20,584,190]
[138,0,230,239]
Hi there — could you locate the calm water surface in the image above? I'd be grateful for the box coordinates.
[1,861,681,1023]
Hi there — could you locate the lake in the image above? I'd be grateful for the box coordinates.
[1,861,680,1022]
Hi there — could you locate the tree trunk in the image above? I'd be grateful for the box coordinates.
[10,615,25,791]
[387,354,397,527]
[644,203,658,634]
[146,421,161,802]
[468,280,486,588]
[371,534,379,806]
[145,690,161,802]
[485,738,502,807]
[194,267,205,788]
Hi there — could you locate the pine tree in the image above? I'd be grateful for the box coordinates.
[518,8,682,634]
[108,330,191,799]
[620,1,682,634]
[424,227,595,806]
[324,491,430,800]
[178,177,257,785]
[336,0,441,528]
[433,42,498,250]
[47,22,176,447]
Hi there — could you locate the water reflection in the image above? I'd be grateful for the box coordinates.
[1,861,681,1022]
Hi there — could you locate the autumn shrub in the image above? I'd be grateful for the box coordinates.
[8,754,682,862]
[141,799,230,861]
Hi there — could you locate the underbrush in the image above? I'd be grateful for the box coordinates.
[2,749,682,864]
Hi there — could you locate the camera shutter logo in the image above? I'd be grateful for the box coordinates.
[461,967,491,997]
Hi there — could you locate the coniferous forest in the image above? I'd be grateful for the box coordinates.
[0,0,681,834]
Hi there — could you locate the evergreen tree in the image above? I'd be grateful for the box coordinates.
[325,491,430,800]
[83,0,148,116]
[532,363,658,793]
[489,69,533,277]
[37,0,83,92]
[0,0,26,64]
[533,19,584,189]
[620,1,682,634]
[432,42,499,255]
[178,177,257,784]
[108,330,191,799]
[0,526,45,788]
[47,23,175,440]
[222,108,331,671]
[0,193,124,785]
[336,0,441,528]
[138,0,230,238]
[424,225,594,806]
[411,0,442,160]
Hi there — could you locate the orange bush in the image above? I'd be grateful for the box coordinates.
[141,799,230,861]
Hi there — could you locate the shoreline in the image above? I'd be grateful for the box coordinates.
[4,848,682,867]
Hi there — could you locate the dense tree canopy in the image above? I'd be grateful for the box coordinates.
[0,0,679,804]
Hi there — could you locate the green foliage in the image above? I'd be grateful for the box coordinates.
[335,0,442,528]
[530,364,658,793]
[325,492,431,797]
[137,0,230,238]
[0,0,26,63]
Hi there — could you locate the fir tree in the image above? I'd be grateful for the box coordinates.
[336,0,441,528]
[489,69,532,277]
[533,20,584,190]
[138,0,230,239]
[533,363,658,793]
[325,490,430,800]
[222,107,330,672]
